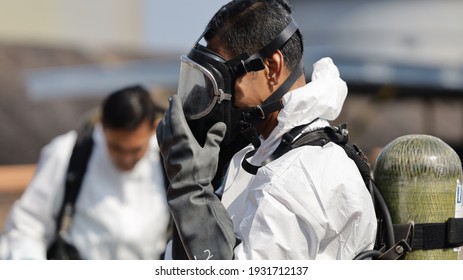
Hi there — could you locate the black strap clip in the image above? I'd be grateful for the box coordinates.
[376,222,414,260]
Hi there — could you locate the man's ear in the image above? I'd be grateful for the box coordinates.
[265,49,285,88]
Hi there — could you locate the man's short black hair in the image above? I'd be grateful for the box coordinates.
[101,85,157,130]
[204,0,303,71]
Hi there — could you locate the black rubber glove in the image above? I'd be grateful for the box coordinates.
[156,96,236,260]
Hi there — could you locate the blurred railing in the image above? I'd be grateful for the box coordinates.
[0,164,35,227]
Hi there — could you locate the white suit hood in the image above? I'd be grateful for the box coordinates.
[251,57,347,165]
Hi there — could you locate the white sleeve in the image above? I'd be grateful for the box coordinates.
[0,131,76,259]
[233,181,326,260]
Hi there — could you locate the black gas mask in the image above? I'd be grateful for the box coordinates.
[178,45,243,147]
[178,18,302,149]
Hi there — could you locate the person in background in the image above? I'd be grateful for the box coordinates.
[0,85,171,259]
[157,0,377,259]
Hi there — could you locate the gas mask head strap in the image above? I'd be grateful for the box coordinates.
[243,59,304,123]
[225,18,300,78]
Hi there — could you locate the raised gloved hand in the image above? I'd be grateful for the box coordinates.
[156,95,236,260]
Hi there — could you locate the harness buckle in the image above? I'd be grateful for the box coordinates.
[256,105,265,119]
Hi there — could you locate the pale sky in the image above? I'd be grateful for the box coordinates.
[142,0,230,53]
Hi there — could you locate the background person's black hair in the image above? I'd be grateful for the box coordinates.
[101,85,157,130]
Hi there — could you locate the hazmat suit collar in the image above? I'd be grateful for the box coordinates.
[250,57,348,165]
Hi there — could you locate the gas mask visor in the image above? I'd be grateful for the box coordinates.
[177,52,232,121]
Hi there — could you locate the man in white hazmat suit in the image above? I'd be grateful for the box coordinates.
[0,85,171,259]
[157,0,377,260]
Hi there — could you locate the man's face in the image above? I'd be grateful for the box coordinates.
[103,120,155,171]
[233,69,272,109]
[207,38,272,109]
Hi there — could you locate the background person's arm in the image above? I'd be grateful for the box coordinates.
[1,132,75,259]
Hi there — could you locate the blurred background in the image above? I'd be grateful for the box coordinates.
[0,0,462,226]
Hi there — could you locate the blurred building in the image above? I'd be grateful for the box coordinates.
[0,0,229,53]
[0,0,145,51]
[291,0,463,164]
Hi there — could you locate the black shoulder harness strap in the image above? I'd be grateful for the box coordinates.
[57,125,94,235]
[242,122,463,259]
[47,124,94,260]
[242,122,359,175]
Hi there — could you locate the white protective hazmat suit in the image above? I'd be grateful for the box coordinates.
[221,57,377,259]
[0,124,170,259]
